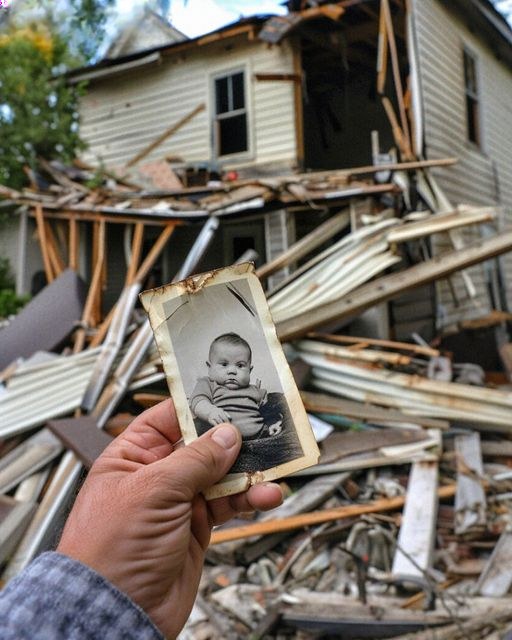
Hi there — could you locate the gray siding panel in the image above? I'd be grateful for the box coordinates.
[412,0,512,322]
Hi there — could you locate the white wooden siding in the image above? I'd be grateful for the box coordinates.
[412,0,512,322]
[79,38,297,172]
[264,210,295,290]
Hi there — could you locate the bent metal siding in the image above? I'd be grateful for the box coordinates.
[79,37,297,173]
[411,0,512,322]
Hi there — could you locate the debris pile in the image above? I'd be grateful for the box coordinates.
[2,157,512,639]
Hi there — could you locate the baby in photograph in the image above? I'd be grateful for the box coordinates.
[190,333,282,440]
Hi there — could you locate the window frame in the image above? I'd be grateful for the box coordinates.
[462,46,482,149]
[211,67,252,161]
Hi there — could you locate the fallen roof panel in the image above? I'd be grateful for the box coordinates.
[0,269,87,371]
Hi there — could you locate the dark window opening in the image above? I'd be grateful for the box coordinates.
[232,236,256,261]
[214,71,248,156]
[463,49,480,146]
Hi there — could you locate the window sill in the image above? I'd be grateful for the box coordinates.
[217,151,255,165]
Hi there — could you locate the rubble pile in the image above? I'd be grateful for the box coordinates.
[2,157,512,639]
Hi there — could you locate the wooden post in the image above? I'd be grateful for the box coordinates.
[91,221,105,327]
[89,222,177,348]
[125,222,145,285]
[381,96,409,158]
[68,216,79,271]
[16,209,28,295]
[44,221,65,277]
[133,223,176,283]
[34,205,54,283]
[381,0,412,158]
[292,42,305,168]
[73,219,106,353]
[377,0,389,94]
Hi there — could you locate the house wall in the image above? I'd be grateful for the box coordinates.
[79,36,298,174]
[412,0,512,326]
[0,215,43,296]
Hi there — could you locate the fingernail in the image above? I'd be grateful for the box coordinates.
[212,425,238,449]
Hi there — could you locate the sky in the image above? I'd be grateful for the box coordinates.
[117,0,285,37]
[113,0,512,38]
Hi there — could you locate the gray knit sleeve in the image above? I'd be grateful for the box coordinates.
[0,551,164,640]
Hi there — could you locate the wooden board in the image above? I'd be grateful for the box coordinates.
[454,432,486,535]
[392,460,438,581]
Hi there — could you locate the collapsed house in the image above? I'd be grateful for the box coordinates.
[2,0,512,338]
[2,0,512,638]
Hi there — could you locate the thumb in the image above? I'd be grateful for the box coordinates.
[149,424,242,501]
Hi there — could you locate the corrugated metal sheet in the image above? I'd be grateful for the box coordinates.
[412,0,512,321]
[79,38,297,172]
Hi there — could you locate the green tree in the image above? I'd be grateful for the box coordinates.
[0,25,86,189]
[0,0,172,191]
[3,0,116,63]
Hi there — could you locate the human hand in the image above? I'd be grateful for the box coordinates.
[208,406,231,425]
[57,399,282,639]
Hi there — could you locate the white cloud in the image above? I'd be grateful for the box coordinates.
[170,0,238,37]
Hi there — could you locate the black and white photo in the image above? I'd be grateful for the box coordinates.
[141,263,319,498]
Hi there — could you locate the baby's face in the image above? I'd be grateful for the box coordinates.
[207,343,252,389]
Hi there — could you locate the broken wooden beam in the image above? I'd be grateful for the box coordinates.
[126,103,206,168]
[209,484,456,545]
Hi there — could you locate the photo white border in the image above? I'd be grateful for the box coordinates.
[140,262,319,498]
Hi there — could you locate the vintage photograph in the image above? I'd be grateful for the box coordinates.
[141,263,319,498]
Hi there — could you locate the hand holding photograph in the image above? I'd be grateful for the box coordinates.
[140,263,319,498]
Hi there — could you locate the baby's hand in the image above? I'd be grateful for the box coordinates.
[268,420,282,436]
[208,408,231,425]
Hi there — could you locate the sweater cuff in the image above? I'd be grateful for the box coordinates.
[0,551,164,640]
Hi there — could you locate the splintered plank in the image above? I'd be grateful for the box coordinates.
[454,432,486,535]
[210,483,455,546]
[392,460,438,581]
[208,473,349,563]
[477,530,512,597]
